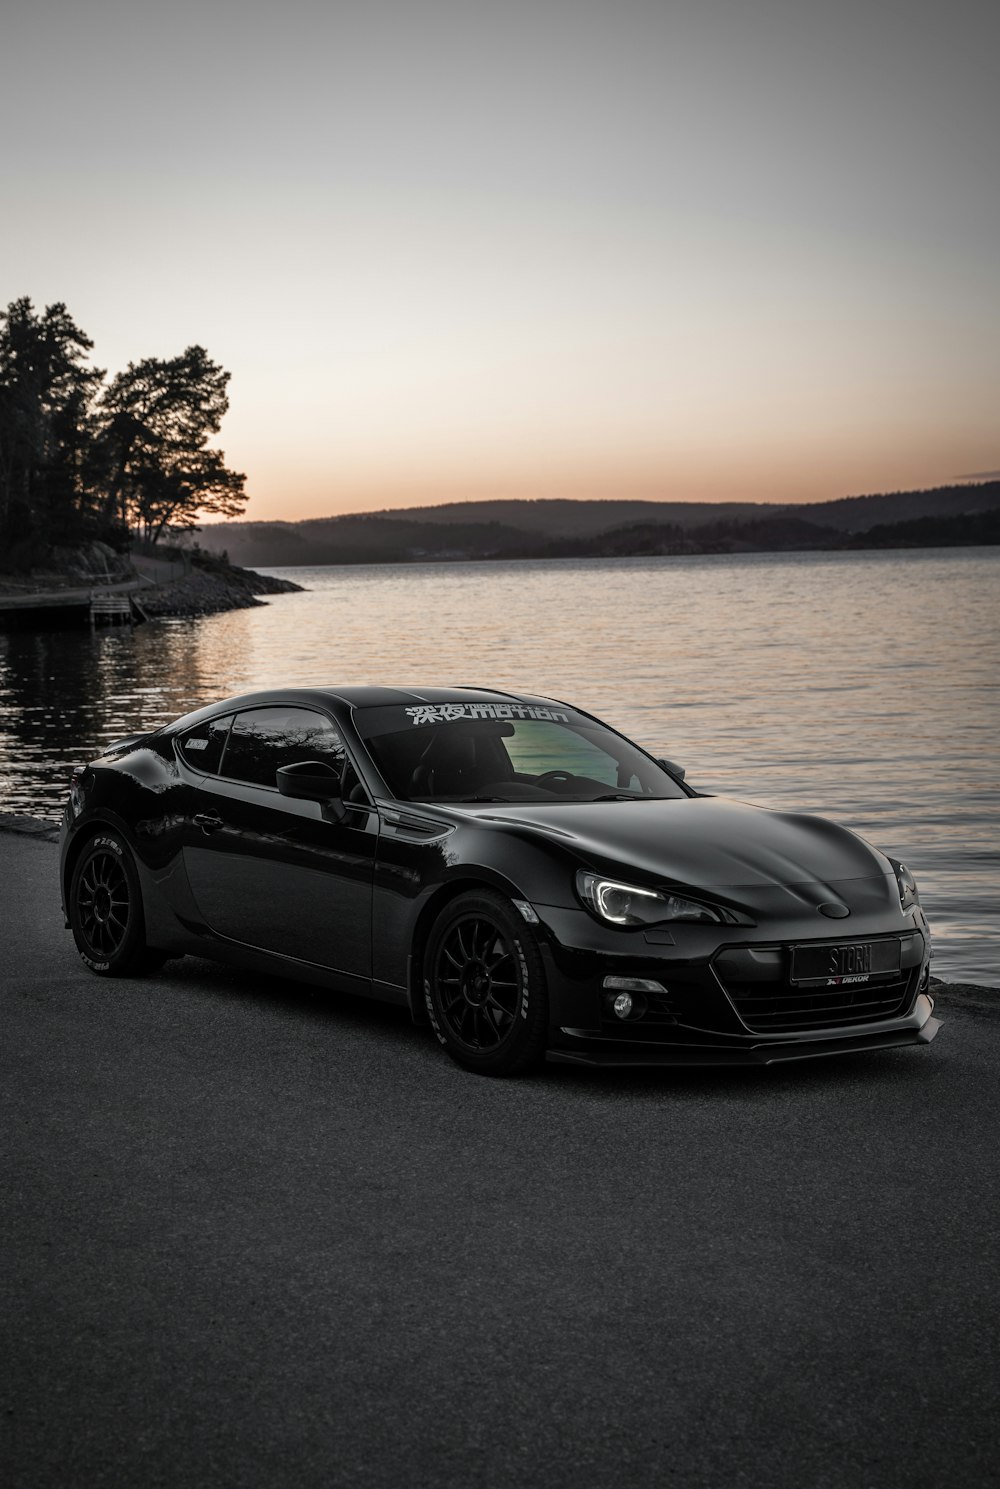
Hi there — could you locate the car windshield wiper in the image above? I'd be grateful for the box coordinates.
[458,795,510,803]
[593,792,643,801]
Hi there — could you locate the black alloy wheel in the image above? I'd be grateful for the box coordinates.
[437,916,519,1049]
[69,831,163,976]
[425,890,548,1075]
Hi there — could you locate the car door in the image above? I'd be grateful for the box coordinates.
[180,704,377,985]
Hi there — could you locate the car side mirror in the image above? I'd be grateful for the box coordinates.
[276,760,347,822]
[656,757,686,781]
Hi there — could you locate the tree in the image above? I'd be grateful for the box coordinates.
[100,345,247,543]
[0,303,249,564]
[0,298,107,560]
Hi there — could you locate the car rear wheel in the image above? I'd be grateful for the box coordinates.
[424,890,549,1076]
[69,831,163,976]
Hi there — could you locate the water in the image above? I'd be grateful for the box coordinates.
[2,547,997,985]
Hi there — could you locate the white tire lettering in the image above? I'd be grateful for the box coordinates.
[512,937,530,1018]
[424,977,447,1044]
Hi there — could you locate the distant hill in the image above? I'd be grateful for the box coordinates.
[196,481,1000,568]
[339,497,774,536]
[786,482,1000,532]
[846,505,1000,549]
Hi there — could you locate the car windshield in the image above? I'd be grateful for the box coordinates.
[353,702,686,803]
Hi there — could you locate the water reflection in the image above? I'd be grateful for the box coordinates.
[1,547,997,984]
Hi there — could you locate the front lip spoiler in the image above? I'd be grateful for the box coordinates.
[546,994,941,1068]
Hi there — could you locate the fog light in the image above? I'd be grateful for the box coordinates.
[603,977,665,1022]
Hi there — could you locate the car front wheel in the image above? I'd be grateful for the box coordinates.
[424,890,549,1076]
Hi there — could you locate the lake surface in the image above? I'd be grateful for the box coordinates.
[2,547,997,984]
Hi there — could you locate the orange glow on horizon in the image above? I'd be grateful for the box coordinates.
[211,438,1000,525]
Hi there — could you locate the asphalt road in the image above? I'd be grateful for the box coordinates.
[2,830,998,1489]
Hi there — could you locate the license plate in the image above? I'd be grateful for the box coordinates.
[791,938,901,986]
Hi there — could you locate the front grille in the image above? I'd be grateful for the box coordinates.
[722,972,916,1033]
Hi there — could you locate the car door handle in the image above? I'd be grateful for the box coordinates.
[193,812,224,834]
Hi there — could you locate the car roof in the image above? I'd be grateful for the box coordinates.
[165,684,567,732]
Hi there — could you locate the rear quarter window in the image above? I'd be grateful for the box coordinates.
[177,715,233,774]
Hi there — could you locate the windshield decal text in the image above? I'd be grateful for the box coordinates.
[405,703,571,726]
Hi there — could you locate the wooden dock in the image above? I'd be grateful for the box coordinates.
[89,592,134,626]
[0,581,150,631]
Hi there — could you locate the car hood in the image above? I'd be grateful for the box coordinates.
[470,795,890,891]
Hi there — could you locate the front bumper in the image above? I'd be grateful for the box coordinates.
[535,903,938,1067]
[547,993,940,1067]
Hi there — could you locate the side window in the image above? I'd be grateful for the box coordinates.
[221,706,345,789]
[178,714,233,774]
[502,721,621,786]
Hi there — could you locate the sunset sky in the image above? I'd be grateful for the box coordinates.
[4,0,998,521]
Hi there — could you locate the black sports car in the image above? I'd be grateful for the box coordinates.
[60,685,939,1075]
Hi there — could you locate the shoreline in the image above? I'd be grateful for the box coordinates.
[0,547,303,627]
[134,555,303,618]
[250,541,1000,573]
[4,814,994,1000]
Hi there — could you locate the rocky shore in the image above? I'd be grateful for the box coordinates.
[135,554,302,618]
[0,540,303,624]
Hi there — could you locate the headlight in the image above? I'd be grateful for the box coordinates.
[891,860,919,912]
[576,871,721,926]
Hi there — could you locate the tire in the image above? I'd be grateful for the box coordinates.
[424,890,549,1076]
[69,830,161,977]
